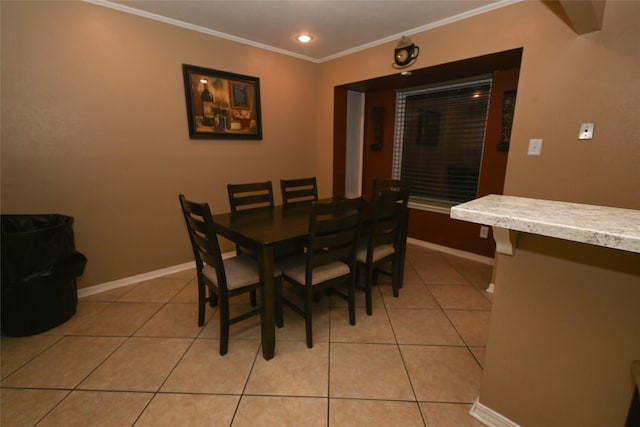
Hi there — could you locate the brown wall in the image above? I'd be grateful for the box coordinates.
[478,68,519,197]
[1,1,321,288]
[501,4,640,207]
[484,235,640,426]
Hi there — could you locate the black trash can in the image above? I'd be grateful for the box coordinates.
[1,214,87,336]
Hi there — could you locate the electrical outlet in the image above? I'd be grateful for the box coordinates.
[480,226,489,238]
[578,122,595,140]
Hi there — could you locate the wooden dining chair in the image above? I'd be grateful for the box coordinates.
[369,177,410,289]
[371,178,410,204]
[277,197,364,348]
[226,181,274,297]
[357,188,410,315]
[179,194,279,355]
[280,177,318,205]
[227,181,274,213]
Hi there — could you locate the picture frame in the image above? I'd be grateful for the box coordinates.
[497,89,517,152]
[182,64,262,140]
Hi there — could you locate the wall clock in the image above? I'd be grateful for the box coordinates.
[393,37,419,68]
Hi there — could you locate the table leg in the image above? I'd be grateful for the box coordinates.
[258,245,276,360]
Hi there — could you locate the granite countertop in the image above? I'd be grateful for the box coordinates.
[450,194,640,254]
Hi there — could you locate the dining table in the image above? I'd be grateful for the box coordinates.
[211,199,407,360]
[211,203,312,360]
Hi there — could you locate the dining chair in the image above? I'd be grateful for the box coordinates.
[371,178,410,204]
[280,177,318,205]
[226,181,274,298]
[369,177,410,288]
[179,194,279,355]
[357,188,410,315]
[227,181,274,213]
[277,197,364,348]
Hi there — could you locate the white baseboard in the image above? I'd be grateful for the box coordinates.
[78,239,494,298]
[407,237,495,266]
[470,398,522,427]
[77,261,196,298]
[77,251,240,298]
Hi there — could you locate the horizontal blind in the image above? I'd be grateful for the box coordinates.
[393,77,492,205]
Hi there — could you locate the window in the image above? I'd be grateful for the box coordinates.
[392,76,492,208]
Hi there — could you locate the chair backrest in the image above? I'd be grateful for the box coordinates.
[306,197,364,282]
[371,178,410,206]
[367,190,409,255]
[280,177,318,205]
[227,181,274,213]
[178,194,227,289]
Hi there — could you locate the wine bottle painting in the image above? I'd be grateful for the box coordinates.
[200,79,215,126]
[182,64,262,140]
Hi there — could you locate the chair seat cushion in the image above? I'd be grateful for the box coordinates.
[280,255,350,285]
[356,243,395,263]
[203,255,278,290]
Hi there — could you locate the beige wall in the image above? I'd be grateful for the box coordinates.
[314,2,640,424]
[1,1,319,287]
[485,235,640,426]
[2,0,639,292]
[318,0,640,209]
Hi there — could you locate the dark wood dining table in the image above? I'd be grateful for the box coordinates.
[211,199,406,360]
[211,203,312,360]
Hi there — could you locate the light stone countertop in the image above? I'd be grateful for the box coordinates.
[450,194,640,254]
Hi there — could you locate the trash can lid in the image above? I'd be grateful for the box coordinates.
[1,214,73,236]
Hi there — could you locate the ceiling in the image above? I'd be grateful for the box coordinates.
[94,0,517,62]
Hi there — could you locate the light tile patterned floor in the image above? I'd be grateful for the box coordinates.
[1,244,491,426]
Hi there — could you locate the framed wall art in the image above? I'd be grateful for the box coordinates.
[182,64,262,140]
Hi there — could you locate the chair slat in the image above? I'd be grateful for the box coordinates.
[227,181,274,213]
[280,177,318,205]
[226,182,274,262]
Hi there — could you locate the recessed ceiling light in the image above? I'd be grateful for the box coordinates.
[297,34,313,43]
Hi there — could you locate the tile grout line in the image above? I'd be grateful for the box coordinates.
[396,256,430,426]
[228,339,262,427]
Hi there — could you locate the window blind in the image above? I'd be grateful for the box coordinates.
[393,77,492,206]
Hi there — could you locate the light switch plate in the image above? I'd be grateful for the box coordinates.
[579,122,595,140]
[528,139,542,156]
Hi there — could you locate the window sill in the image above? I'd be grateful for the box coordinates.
[408,200,452,215]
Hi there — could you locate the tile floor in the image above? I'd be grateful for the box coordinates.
[1,244,492,426]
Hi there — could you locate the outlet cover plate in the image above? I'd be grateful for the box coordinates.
[528,139,542,156]
[579,122,595,140]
